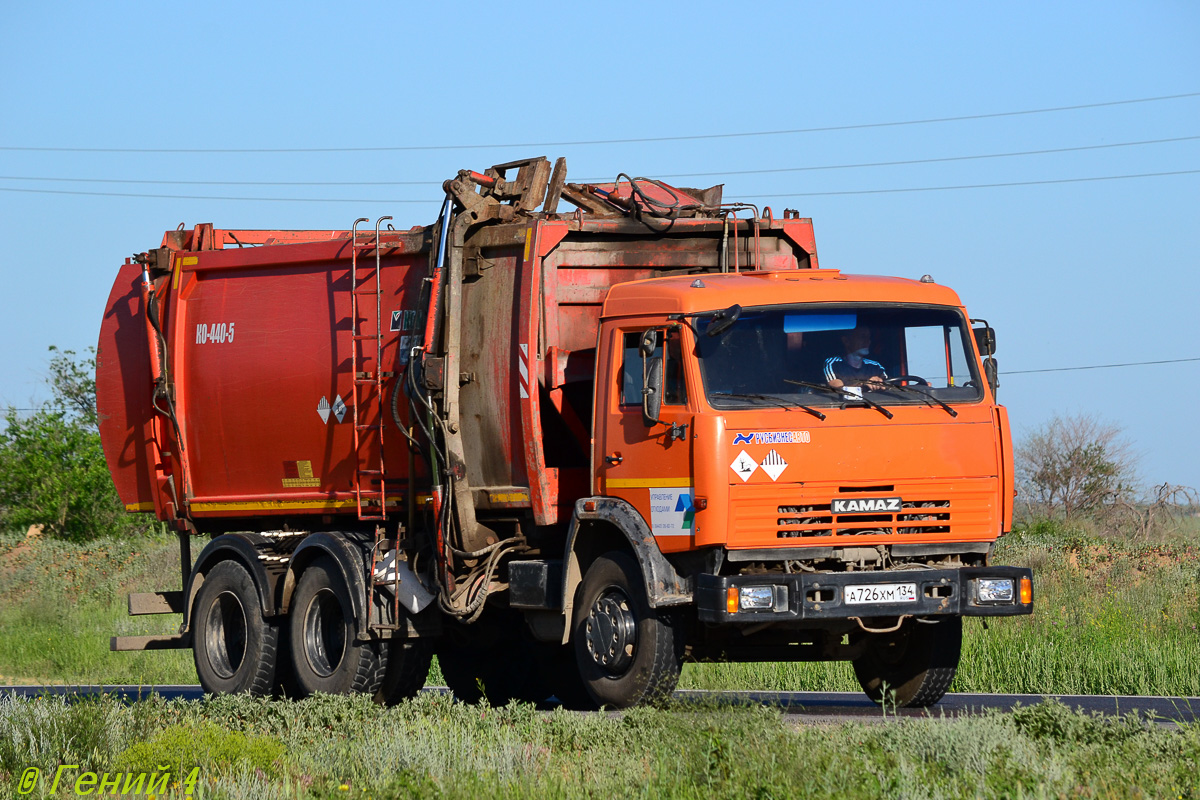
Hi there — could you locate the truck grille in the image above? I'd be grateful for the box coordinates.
[777,500,950,538]
[727,479,998,548]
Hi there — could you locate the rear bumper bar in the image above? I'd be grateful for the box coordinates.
[696,566,1032,624]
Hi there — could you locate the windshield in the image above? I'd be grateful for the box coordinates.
[696,304,983,409]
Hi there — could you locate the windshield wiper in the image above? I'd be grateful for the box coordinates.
[709,391,826,421]
[782,379,894,420]
[876,383,958,417]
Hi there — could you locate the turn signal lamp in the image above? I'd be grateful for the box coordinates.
[1020,577,1033,605]
[726,587,739,613]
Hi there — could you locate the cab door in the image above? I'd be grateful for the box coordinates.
[595,322,695,553]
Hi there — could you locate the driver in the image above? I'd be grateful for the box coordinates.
[824,327,888,390]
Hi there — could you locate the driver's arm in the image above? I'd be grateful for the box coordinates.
[823,357,844,389]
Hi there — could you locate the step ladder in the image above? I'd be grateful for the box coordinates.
[349,217,389,520]
[367,523,406,632]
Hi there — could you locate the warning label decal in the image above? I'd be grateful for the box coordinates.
[759,449,789,482]
[730,449,758,482]
[283,460,321,488]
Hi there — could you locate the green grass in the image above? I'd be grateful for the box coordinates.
[0,692,1197,799]
[680,518,1200,697]
[2,518,1199,697]
[0,532,193,685]
[2,522,1199,798]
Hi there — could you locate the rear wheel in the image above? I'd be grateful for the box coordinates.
[288,556,385,697]
[192,560,278,696]
[436,610,594,708]
[373,639,433,706]
[572,551,683,709]
[437,612,549,706]
[852,616,961,708]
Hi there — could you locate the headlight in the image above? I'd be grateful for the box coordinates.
[976,578,1014,603]
[739,587,776,609]
[736,585,787,612]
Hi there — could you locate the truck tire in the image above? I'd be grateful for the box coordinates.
[538,643,596,710]
[373,639,433,706]
[436,620,544,705]
[288,556,386,697]
[852,616,961,708]
[436,609,588,707]
[572,551,683,709]
[272,633,302,699]
[192,559,278,696]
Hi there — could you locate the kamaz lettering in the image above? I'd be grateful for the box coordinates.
[831,496,903,514]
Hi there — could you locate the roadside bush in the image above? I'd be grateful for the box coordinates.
[0,347,140,541]
[1014,413,1196,540]
[117,723,285,777]
[1014,413,1138,520]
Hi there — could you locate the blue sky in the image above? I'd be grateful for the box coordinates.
[1,2,1197,489]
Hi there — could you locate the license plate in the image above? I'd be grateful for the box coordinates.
[844,583,918,605]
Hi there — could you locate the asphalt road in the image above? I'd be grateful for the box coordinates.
[3,686,1198,724]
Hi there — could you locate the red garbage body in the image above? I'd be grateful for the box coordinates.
[97,210,819,531]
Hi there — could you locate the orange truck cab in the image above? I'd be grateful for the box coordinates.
[584,269,1030,707]
[99,156,1031,711]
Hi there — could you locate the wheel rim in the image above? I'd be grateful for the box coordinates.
[303,587,346,678]
[204,590,247,679]
[584,587,638,675]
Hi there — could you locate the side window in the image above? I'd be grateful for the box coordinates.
[621,333,644,406]
[620,328,688,407]
[663,327,687,405]
[903,325,971,388]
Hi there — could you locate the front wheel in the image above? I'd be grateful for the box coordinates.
[852,616,961,708]
[572,551,683,709]
[191,559,278,696]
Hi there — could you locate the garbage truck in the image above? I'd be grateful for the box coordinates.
[97,156,1032,708]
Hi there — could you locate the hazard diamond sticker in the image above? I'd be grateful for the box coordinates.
[317,396,331,424]
[759,449,788,481]
[332,395,347,423]
[730,449,758,482]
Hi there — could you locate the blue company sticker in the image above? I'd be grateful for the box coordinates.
[731,430,811,445]
[649,487,694,536]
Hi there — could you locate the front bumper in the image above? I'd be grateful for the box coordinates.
[696,566,1033,624]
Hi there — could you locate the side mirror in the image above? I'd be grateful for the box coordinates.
[643,356,663,427]
[639,329,658,357]
[705,304,742,338]
[973,325,996,356]
[984,357,999,397]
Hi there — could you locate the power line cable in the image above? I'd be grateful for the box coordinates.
[738,168,1200,198]
[6,167,1196,203]
[2,92,1197,154]
[2,134,1195,188]
[5,357,1198,414]
[1005,357,1200,375]
[0,187,434,203]
[626,135,1200,181]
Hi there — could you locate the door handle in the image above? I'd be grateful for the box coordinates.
[604,453,623,465]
